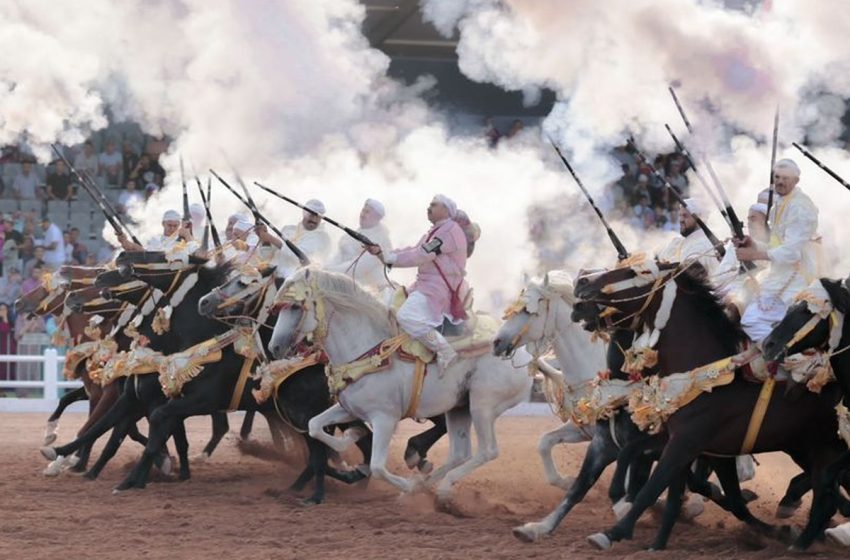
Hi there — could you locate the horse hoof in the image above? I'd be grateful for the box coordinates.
[612,499,632,521]
[776,503,800,519]
[43,433,57,446]
[42,459,64,477]
[741,488,758,503]
[40,447,57,461]
[587,533,612,550]
[83,471,97,481]
[159,455,173,476]
[512,523,546,543]
[190,452,209,464]
[299,497,321,507]
[681,495,706,520]
[825,523,850,547]
[404,450,421,470]
[417,459,434,475]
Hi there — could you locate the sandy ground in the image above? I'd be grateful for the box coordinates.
[0,411,847,560]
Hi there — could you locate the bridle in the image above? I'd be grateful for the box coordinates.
[779,281,849,360]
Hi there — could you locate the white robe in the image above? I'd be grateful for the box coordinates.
[274,223,331,278]
[326,223,392,291]
[146,233,199,257]
[741,186,820,342]
[656,228,719,278]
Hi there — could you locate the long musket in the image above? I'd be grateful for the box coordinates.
[50,144,142,245]
[627,138,725,260]
[664,124,731,228]
[668,87,748,242]
[765,108,780,229]
[252,181,379,248]
[210,170,310,265]
[179,156,191,226]
[547,138,630,261]
[195,176,220,250]
[792,142,850,193]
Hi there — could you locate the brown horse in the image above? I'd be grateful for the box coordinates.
[572,260,845,551]
[762,276,850,548]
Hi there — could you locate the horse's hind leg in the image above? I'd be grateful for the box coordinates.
[539,422,590,491]
[513,426,620,543]
[239,410,255,441]
[404,414,447,473]
[650,468,689,550]
[195,412,229,462]
[83,411,143,480]
[425,408,472,486]
[44,386,88,445]
[171,420,191,480]
[303,437,329,505]
[710,457,788,540]
[793,449,850,550]
[777,471,809,518]
[307,404,361,454]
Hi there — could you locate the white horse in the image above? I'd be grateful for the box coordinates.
[268,267,534,501]
[492,272,607,490]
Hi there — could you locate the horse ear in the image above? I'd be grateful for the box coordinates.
[821,278,847,314]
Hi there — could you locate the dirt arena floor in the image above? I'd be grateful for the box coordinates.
[1,412,847,560]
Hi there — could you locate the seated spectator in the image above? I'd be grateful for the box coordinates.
[483,116,501,148]
[0,268,23,302]
[17,213,36,263]
[99,139,123,187]
[1,214,23,274]
[506,119,524,139]
[68,227,88,264]
[0,302,15,381]
[62,231,74,264]
[122,141,140,184]
[12,161,40,200]
[665,156,689,196]
[40,216,65,270]
[24,246,46,278]
[148,154,166,186]
[117,179,143,216]
[73,141,99,178]
[129,153,161,186]
[21,262,44,295]
[47,160,74,200]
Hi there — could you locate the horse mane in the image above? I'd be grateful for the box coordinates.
[290,267,394,333]
[674,265,747,352]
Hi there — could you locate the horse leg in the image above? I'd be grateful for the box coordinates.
[74,381,118,438]
[609,435,660,518]
[404,414,447,473]
[126,421,148,447]
[366,413,414,493]
[793,450,850,550]
[424,408,472,486]
[587,437,697,550]
[171,420,191,481]
[302,437,329,505]
[44,386,87,445]
[649,467,689,551]
[83,411,143,480]
[239,410,255,441]
[539,422,590,491]
[289,434,316,493]
[513,426,620,543]
[436,405,500,503]
[195,411,229,462]
[776,471,810,518]
[306,404,361,454]
[69,441,94,472]
[42,391,133,462]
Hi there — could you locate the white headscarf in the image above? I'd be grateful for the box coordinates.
[364,198,385,218]
[305,199,326,215]
[774,158,801,177]
[432,194,457,218]
[749,202,768,215]
[233,217,253,234]
[189,203,205,221]
[162,209,181,222]
[682,197,706,218]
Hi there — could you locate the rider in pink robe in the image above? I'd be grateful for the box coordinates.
[369,194,468,373]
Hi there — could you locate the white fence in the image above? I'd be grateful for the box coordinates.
[0,350,86,413]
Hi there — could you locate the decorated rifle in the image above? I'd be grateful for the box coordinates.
[792,142,850,193]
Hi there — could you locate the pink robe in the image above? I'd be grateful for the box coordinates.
[389,219,468,321]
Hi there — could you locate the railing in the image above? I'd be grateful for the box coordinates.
[0,349,85,412]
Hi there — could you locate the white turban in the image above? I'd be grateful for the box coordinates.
[228,212,249,225]
[774,158,801,177]
[432,194,457,218]
[364,198,385,218]
[233,217,253,234]
[304,199,326,215]
[682,197,706,218]
[749,202,768,215]
[162,209,181,222]
[189,203,205,220]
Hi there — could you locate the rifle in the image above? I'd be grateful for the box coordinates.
[766,108,780,230]
[179,156,191,226]
[210,170,310,266]
[195,176,220,250]
[627,138,725,261]
[664,124,730,228]
[50,144,142,246]
[547,138,629,261]
[792,142,850,193]
[252,181,379,247]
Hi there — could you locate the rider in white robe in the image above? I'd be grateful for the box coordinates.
[656,198,719,277]
[326,199,392,293]
[270,199,331,279]
[736,159,821,343]
[117,209,199,257]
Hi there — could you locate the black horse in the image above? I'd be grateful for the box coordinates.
[763,276,850,548]
[573,262,845,551]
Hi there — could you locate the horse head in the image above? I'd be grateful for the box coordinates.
[65,285,104,314]
[94,266,133,289]
[572,257,679,333]
[763,278,849,362]
[15,269,72,316]
[198,264,276,319]
[494,271,576,358]
[269,268,320,359]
